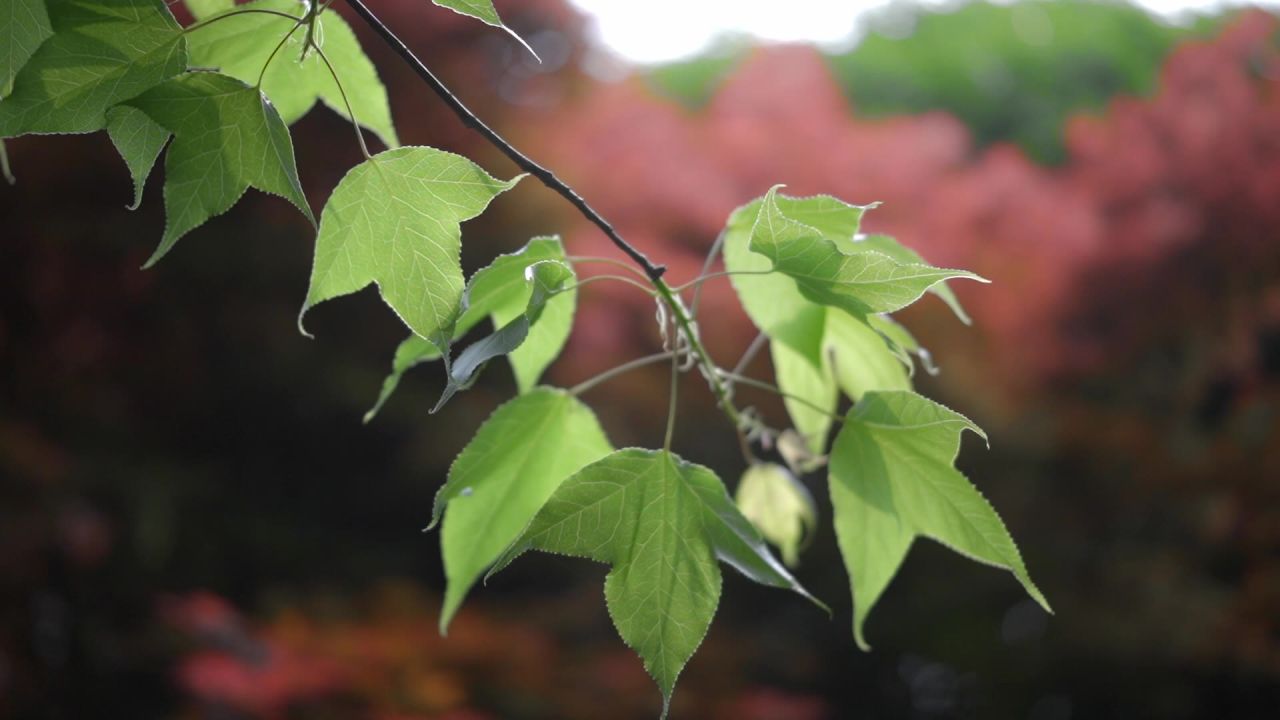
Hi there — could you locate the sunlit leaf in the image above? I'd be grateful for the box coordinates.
[432,260,573,411]
[105,105,169,209]
[186,0,399,148]
[770,313,837,455]
[431,0,538,60]
[125,72,313,266]
[0,0,186,137]
[848,233,973,325]
[300,146,522,349]
[825,309,910,400]
[183,0,232,20]
[429,387,612,632]
[735,463,817,567]
[749,186,986,318]
[1,0,54,97]
[829,390,1050,649]
[491,448,821,716]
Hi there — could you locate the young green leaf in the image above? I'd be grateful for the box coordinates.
[105,105,169,210]
[749,186,987,319]
[124,72,314,266]
[300,146,522,350]
[828,390,1050,650]
[0,0,187,137]
[183,0,232,20]
[770,315,837,455]
[185,0,399,148]
[825,310,910,400]
[430,388,612,632]
[849,233,973,325]
[431,0,538,60]
[491,448,821,715]
[432,260,573,412]
[735,463,817,567]
[363,237,576,422]
[1,0,53,97]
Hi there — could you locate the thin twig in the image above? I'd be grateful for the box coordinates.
[182,8,303,35]
[342,0,666,281]
[256,18,307,87]
[664,351,680,451]
[571,352,675,396]
[730,332,768,380]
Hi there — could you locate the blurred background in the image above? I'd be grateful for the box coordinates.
[2,0,1279,717]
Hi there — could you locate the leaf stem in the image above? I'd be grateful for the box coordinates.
[672,269,776,294]
[560,274,657,297]
[566,255,651,282]
[664,351,679,451]
[716,370,844,422]
[309,39,372,159]
[570,352,675,396]
[182,8,304,35]
[690,230,725,316]
[0,141,14,185]
[255,18,307,87]
[341,0,666,282]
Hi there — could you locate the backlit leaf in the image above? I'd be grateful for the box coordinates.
[849,233,972,325]
[186,0,399,148]
[828,390,1050,650]
[432,260,573,411]
[183,0,232,20]
[491,448,820,715]
[749,186,987,318]
[105,105,169,209]
[735,463,817,567]
[300,146,522,349]
[430,387,612,631]
[0,0,186,137]
[363,237,577,421]
[2,0,54,97]
[825,309,910,400]
[431,0,538,60]
[124,72,313,266]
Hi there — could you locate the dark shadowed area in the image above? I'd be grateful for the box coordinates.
[2,1,1279,718]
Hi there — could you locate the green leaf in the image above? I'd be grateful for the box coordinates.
[431,0,538,60]
[124,72,313,266]
[749,186,987,319]
[430,387,612,632]
[849,233,973,325]
[105,105,169,210]
[0,0,187,137]
[491,448,820,714]
[735,463,816,567]
[364,334,439,423]
[183,0,232,20]
[1,0,54,97]
[363,237,576,422]
[186,0,399,148]
[828,390,1050,650]
[770,313,837,455]
[300,146,522,348]
[432,260,573,412]
[825,310,910,400]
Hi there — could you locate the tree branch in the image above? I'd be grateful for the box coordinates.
[341,0,666,281]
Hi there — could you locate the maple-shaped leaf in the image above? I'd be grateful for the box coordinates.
[429,387,612,631]
[300,146,522,350]
[0,0,187,137]
[105,105,169,209]
[828,390,1050,649]
[433,260,573,411]
[491,448,822,716]
[183,0,232,20]
[1,0,53,97]
[186,0,398,148]
[431,0,538,60]
[364,237,576,421]
[735,463,817,567]
[847,233,972,325]
[124,72,314,266]
[749,186,987,319]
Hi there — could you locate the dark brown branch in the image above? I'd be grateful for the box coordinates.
[341,0,666,281]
